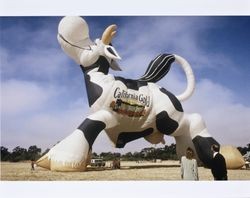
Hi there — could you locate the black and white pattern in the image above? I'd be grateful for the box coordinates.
[139,54,175,83]
[37,16,220,171]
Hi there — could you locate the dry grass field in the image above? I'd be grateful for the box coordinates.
[1,161,249,181]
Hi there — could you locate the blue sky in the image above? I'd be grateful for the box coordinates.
[1,16,250,154]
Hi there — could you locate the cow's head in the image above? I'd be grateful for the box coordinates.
[57,16,121,71]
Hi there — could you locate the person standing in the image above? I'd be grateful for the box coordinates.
[31,160,35,171]
[211,144,228,180]
[181,147,199,180]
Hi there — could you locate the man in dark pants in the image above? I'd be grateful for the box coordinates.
[211,144,228,180]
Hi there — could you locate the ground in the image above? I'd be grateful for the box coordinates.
[1,161,249,181]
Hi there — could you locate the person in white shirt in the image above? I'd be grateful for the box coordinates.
[181,147,199,180]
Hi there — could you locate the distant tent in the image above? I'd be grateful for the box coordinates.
[220,145,245,169]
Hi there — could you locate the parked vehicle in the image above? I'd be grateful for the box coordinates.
[90,158,106,167]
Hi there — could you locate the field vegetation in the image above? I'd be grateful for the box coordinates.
[1,160,249,181]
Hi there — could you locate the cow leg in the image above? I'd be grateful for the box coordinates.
[36,110,117,171]
[173,113,219,168]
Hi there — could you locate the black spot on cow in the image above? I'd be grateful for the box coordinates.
[159,88,183,112]
[80,56,112,107]
[156,111,179,135]
[81,56,110,74]
[83,74,103,107]
[192,136,220,168]
[78,118,106,149]
[115,76,148,91]
[116,128,154,148]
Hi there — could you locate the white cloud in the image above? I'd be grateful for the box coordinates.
[185,79,235,112]
[116,17,205,66]
[183,79,250,147]
[114,17,236,80]
[205,104,250,146]
[1,80,55,115]
[1,93,89,151]
[1,46,71,82]
[0,21,73,83]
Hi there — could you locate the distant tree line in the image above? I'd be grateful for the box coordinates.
[1,143,249,162]
[93,143,250,161]
[237,143,250,156]
[0,145,48,162]
[1,144,177,162]
[92,144,178,161]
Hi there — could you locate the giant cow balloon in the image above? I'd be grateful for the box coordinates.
[36,16,245,171]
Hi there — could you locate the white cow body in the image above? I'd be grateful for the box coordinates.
[36,16,245,172]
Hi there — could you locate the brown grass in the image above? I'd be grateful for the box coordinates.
[1,161,249,181]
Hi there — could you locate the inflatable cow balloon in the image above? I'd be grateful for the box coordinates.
[36,16,245,171]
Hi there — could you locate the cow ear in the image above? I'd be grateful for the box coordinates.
[110,60,122,71]
[104,45,121,60]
